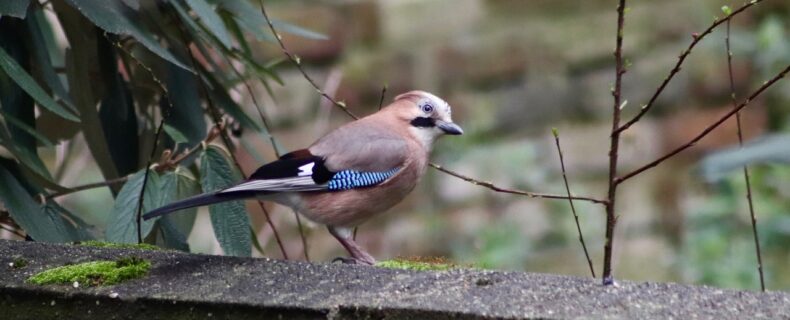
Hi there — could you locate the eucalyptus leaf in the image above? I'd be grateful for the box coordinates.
[0,111,54,147]
[57,3,121,190]
[271,20,328,41]
[0,46,79,122]
[105,170,162,243]
[170,0,229,85]
[0,17,52,172]
[0,21,56,183]
[218,0,326,41]
[165,61,206,148]
[27,8,76,111]
[186,0,233,49]
[218,0,274,42]
[121,0,139,11]
[0,163,74,242]
[200,145,251,257]
[62,0,192,72]
[225,14,251,55]
[98,34,139,176]
[163,124,189,145]
[0,0,30,19]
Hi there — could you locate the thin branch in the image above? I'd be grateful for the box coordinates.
[46,124,224,200]
[553,129,596,278]
[257,0,607,207]
[378,85,387,110]
[293,210,311,261]
[46,175,130,199]
[0,223,25,238]
[617,63,790,183]
[258,0,355,119]
[603,0,627,286]
[726,19,765,292]
[429,163,607,204]
[616,0,764,134]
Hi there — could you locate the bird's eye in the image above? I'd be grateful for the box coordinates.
[421,104,434,113]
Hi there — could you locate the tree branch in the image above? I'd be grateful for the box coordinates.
[602,0,627,286]
[429,163,607,204]
[553,129,596,278]
[615,0,764,134]
[725,18,765,292]
[616,63,790,184]
[0,223,25,239]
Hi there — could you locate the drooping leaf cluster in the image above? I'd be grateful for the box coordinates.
[0,0,324,256]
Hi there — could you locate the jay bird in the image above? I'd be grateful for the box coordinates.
[143,91,463,264]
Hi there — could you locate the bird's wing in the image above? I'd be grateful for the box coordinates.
[308,120,410,172]
[220,143,405,194]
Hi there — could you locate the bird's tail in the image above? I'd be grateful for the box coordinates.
[143,191,259,220]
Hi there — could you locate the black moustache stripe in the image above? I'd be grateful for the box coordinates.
[410,117,435,128]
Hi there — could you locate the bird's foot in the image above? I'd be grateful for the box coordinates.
[332,255,375,265]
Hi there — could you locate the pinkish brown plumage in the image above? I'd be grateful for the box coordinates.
[144,90,462,264]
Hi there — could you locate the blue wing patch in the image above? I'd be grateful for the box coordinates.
[327,168,400,191]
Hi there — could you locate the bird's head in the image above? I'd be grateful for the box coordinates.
[388,90,463,148]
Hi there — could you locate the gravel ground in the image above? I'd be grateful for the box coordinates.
[1,239,788,319]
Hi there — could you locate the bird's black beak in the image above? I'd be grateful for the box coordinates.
[436,120,464,135]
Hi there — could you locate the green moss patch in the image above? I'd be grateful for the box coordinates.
[27,257,151,286]
[77,240,160,251]
[376,257,459,271]
[10,257,28,269]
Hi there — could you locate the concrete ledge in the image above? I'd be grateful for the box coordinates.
[1,240,788,319]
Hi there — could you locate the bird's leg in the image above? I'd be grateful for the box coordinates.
[327,226,376,265]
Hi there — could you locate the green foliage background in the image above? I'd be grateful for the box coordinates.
[0,0,323,256]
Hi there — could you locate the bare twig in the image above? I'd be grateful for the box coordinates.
[726,19,765,292]
[258,0,355,119]
[46,175,131,199]
[378,85,388,110]
[616,0,764,134]
[257,0,605,206]
[293,211,311,261]
[617,63,790,183]
[553,129,596,278]
[0,223,25,238]
[603,0,627,286]
[429,163,608,204]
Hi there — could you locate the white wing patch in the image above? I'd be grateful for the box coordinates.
[297,162,315,176]
[220,176,325,193]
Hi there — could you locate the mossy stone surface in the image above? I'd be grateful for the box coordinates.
[2,240,790,319]
[27,257,150,286]
[376,258,458,271]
